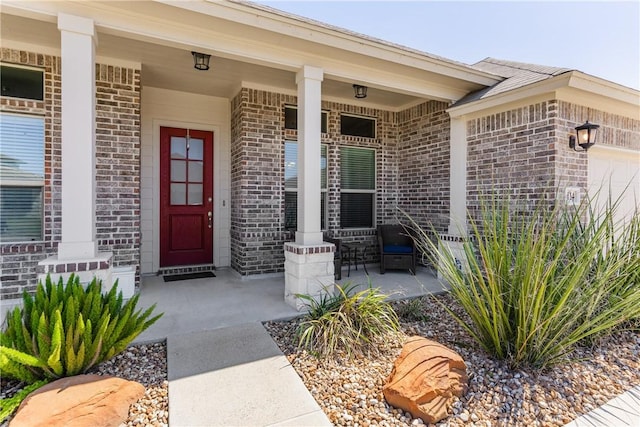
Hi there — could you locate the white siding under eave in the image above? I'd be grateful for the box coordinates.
[140,87,231,274]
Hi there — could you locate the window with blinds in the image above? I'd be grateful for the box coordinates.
[284,141,327,230]
[0,113,45,242]
[340,146,375,228]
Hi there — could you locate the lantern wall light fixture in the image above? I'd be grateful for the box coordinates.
[353,84,368,99]
[191,51,211,71]
[569,120,599,152]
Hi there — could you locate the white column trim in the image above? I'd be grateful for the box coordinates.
[57,13,98,260]
[448,117,468,235]
[294,65,324,245]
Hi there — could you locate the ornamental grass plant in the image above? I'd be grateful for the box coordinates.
[412,192,640,369]
[297,282,400,358]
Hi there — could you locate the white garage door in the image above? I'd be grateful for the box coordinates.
[588,145,640,225]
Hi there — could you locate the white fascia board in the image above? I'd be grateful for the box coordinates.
[565,72,640,107]
[157,0,501,87]
[447,71,640,120]
[446,73,572,118]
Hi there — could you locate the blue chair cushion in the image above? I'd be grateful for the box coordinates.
[383,245,413,254]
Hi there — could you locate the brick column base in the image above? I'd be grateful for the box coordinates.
[37,252,114,293]
[284,242,335,311]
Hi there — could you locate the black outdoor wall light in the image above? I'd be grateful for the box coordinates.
[353,84,368,99]
[191,51,211,71]
[569,120,599,152]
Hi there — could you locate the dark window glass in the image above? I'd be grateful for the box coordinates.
[0,65,44,101]
[284,106,328,133]
[340,114,375,138]
[340,193,374,228]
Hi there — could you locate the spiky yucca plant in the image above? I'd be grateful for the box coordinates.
[409,192,640,368]
[0,274,162,383]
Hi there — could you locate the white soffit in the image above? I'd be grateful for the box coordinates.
[1,0,498,106]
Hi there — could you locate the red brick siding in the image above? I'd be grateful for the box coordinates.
[230,89,446,274]
[95,64,141,279]
[466,101,558,216]
[397,101,451,234]
[0,48,141,298]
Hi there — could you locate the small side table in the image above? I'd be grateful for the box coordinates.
[341,243,369,277]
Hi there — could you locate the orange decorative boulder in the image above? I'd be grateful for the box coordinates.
[383,336,468,424]
[10,374,144,427]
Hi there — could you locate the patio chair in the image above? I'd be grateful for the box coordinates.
[323,235,343,280]
[377,224,416,275]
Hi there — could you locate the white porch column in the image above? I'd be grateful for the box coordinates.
[295,65,324,246]
[436,116,470,278]
[284,65,333,311]
[57,13,98,260]
[448,117,468,235]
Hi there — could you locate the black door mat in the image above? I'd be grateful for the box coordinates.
[163,271,215,282]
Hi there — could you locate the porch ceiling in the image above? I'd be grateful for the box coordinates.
[1,0,496,110]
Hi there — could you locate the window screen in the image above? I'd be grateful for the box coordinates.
[340,146,375,228]
[0,113,45,242]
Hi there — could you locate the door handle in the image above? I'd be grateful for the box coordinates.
[208,211,212,228]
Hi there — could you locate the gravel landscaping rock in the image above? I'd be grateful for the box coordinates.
[264,294,640,427]
[2,294,638,427]
[0,341,167,427]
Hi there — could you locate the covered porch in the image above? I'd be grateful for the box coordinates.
[135,266,445,343]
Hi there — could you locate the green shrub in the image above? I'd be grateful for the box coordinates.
[297,283,400,358]
[413,194,640,368]
[0,274,162,383]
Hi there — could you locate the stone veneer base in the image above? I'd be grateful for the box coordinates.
[284,242,335,311]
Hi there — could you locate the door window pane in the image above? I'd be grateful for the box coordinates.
[171,137,187,159]
[188,138,203,160]
[188,161,203,182]
[171,160,186,182]
[170,183,186,205]
[188,183,203,205]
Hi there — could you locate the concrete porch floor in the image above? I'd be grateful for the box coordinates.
[135,265,444,343]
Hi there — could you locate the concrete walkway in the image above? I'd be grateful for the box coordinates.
[134,266,441,426]
[134,267,640,427]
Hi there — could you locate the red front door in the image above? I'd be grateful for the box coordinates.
[160,127,213,267]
